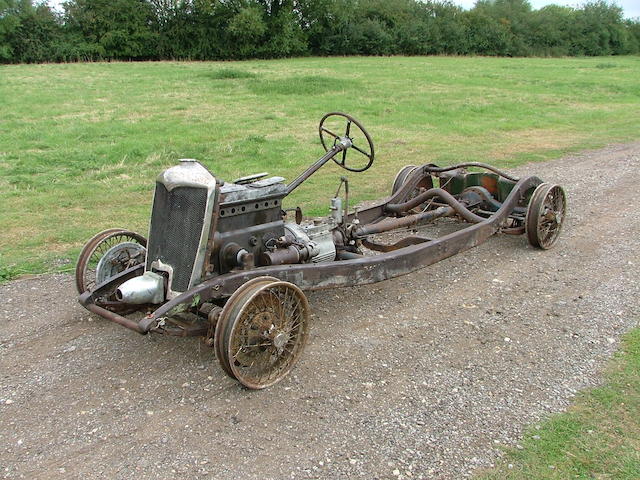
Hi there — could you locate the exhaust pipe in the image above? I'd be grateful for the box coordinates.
[116,271,165,304]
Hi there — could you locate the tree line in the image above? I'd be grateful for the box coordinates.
[1,0,639,64]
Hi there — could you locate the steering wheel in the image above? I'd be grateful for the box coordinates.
[319,112,375,172]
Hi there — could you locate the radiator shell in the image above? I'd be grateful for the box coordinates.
[145,160,217,296]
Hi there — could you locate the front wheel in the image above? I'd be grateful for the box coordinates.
[75,229,147,294]
[214,277,310,389]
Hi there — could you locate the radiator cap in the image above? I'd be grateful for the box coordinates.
[157,159,216,191]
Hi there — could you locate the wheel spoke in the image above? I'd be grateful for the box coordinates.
[241,342,273,349]
[321,127,339,139]
[352,143,371,158]
[528,184,565,249]
[223,280,309,389]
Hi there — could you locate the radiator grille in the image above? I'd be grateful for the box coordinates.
[146,183,207,292]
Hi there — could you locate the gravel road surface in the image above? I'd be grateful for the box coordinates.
[1,143,639,480]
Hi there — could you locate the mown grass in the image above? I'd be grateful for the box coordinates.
[479,327,640,479]
[1,56,640,276]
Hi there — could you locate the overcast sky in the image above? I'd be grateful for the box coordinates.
[46,1,640,20]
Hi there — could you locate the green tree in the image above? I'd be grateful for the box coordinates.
[0,0,63,63]
[421,1,468,54]
[228,4,267,59]
[297,0,359,55]
[625,19,640,53]
[258,0,307,57]
[464,9,510,55]
[528,5,574,56]
[571,1,628,55]
[474,0,533,55]
[0,0,21,61]
[63,0,157,60]
[2,0,640,64]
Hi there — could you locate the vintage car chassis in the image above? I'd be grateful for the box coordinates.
[77,113,566,389]
[80,168,548,332]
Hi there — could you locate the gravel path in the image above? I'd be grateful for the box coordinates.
[1,143,639,480]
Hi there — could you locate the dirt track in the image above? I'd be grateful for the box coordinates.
[1,143,639,480]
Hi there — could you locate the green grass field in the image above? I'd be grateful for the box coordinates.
[1,56,640,276]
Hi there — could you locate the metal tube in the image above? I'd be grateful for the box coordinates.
[286,145,344,195]
[85,303,147,334]
[386,188,486,223]
[424,162,519,182]
[354,206,452,237]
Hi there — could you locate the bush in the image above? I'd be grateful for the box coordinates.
[1,0,638,63]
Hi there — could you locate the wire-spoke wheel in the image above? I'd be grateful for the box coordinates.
[75,229,147,294]
[214,276,278,380]
[525,183,566,249]
[390,164,433,207]
[391,165,418,195]
[215,277,310,389]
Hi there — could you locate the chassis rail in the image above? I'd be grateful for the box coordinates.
[79,175,542,335]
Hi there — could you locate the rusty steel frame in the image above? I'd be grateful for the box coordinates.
[79,167,542,336]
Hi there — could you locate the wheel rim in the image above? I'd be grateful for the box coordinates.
[76,229,147,294]
[390,164,433,206]
[526,184,566,249]
[221,280,310,389]
[214,276,278,380]
[391,165,417,195]
[95,242,147,285]
[318,112,375,172]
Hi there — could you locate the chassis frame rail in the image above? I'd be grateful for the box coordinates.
[79,174,542,335]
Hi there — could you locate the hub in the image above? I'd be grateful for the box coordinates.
[273,332,289,350]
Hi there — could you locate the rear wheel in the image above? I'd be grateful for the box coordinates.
[390,165,433,209]
[525,183,566,249]
[75,229,147,294]
[391,165,418,195]
[215,277,310,389]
